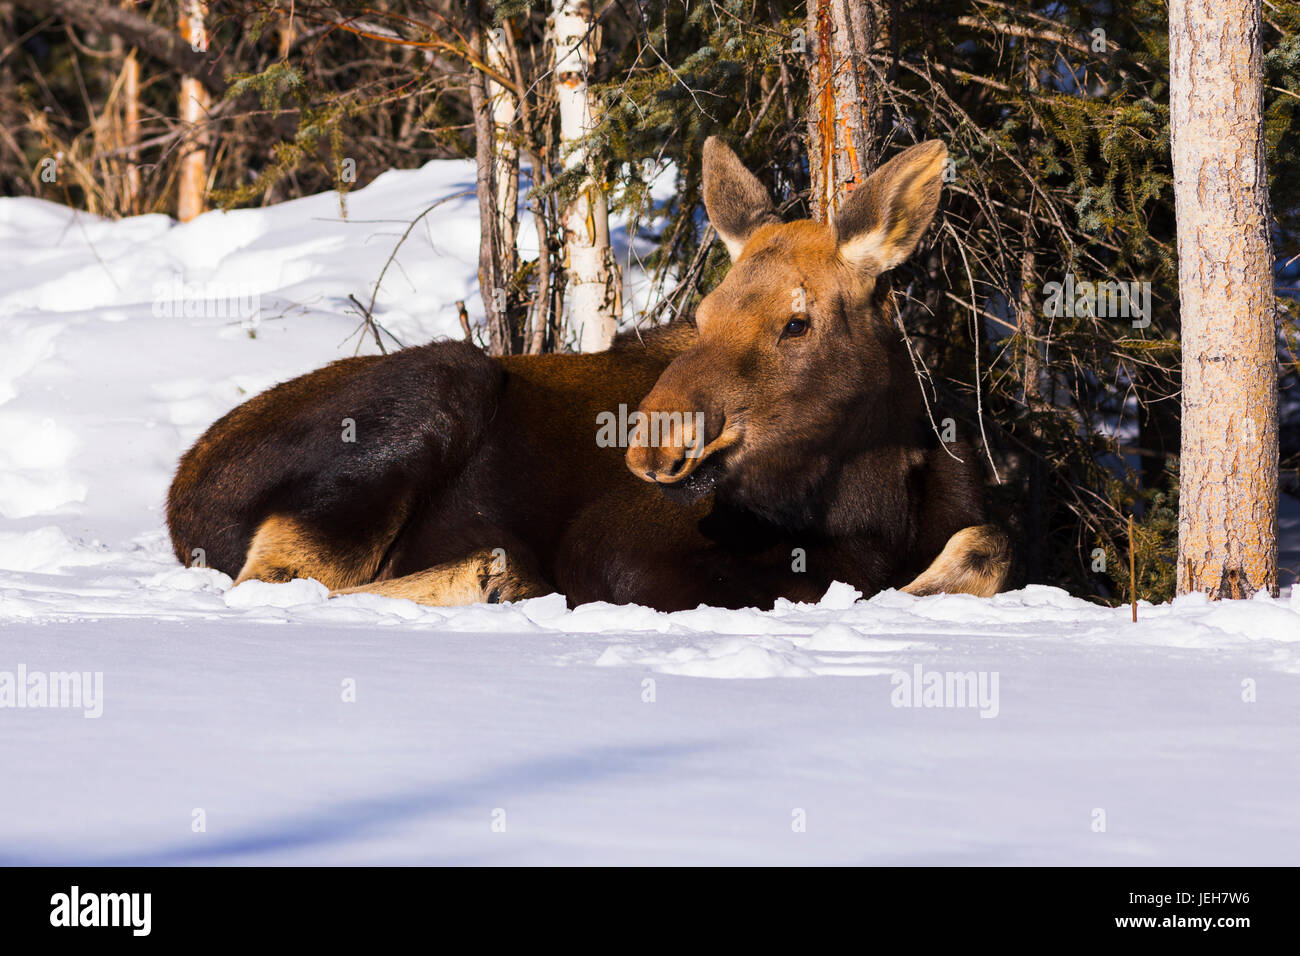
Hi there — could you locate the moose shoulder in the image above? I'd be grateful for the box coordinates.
[167,138,1010,612]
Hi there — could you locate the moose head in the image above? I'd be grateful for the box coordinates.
[625,137,949,523]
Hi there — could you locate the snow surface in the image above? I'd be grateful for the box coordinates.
[1,163,1298,865]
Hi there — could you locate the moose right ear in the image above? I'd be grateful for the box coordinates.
[834,140,947,277]
[702,137,779,261]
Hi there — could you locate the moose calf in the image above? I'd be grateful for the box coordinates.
[167,137,1010,611]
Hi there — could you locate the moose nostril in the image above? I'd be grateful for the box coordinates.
[644,469,658,482]
[664,455,689,477]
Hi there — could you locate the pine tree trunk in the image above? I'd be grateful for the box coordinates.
[806,0,884,222]
[1169,0,1278,597]
[553,0,620,352]
[176,0,209,222]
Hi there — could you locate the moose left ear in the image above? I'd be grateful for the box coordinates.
[703,136,780,260]
[835,140,947,276]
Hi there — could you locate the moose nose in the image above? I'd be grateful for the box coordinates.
[627,442,685,484]
[625,415,700,484]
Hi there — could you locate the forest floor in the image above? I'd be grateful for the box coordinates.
[2,163,1298,864]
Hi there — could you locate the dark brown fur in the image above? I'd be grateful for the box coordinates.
[167,139,1010,611]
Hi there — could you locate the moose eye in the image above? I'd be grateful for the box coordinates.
[780,317,810,341]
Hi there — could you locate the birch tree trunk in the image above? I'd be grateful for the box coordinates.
[1169,0,1278,597]
[806,0,883,223]
[552,0,620,352]
[176,0,209,222]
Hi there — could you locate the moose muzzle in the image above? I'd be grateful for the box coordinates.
[625,349,740,490]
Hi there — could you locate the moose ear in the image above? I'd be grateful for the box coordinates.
[703,137,779,260]
[835,140,947,276]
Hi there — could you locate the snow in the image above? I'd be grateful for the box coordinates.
[2,163,1299,864]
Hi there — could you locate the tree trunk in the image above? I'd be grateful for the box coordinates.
[1019,57,1046,581]
[468,1,516,355]
[806,0,884,222]
[486,21,520,306]
[105,25,141,216]
[1018,209,1046,579]
[176,0,209,222]
[277,13,295,60]
[553,0,620,352]
[121,25,141,215]
[1169,0,1278,597]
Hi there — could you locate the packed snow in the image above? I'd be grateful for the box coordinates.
[1,162,1298,864]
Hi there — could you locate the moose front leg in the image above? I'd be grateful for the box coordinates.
[331,548,548,606]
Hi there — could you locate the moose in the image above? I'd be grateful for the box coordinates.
[167,137,1010,612]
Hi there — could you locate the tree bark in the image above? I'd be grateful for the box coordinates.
[277,12,295,60]
[1169,0,1278,597]
[117,0,142,216]
[553,0,620,352]
[468,1,514,355]
[122,52,141,212]
[176,0,209,222]
[486,20,520,310]
[806,0,884,223]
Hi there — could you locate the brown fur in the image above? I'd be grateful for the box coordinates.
[167,139,1010,611]
[900,524,1011,598]
[331,548,544,605]
[235,510,411,590]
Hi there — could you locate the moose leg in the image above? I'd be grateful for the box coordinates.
[896,443,1012,598]
[331,548,547,605]
[234,512,408,590]
[900,524,1012,598]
